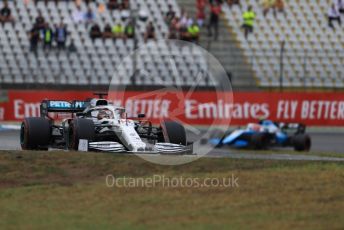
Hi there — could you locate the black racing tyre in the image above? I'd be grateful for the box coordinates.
[68,118,95,150]
[292,134,311,152]
[250,133,268,150]
[20,117,51,150]
[159,121,187,146]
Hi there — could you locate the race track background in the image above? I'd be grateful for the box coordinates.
[1,128,344,162]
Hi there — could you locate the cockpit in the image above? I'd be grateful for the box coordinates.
[247,123,262,132]
[91,109,114,120]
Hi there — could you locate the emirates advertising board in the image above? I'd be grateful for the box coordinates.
[0,90,344,126]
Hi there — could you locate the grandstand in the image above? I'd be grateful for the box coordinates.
[0,0,342,89]
[221,0,344,88]
[0,0,215,89]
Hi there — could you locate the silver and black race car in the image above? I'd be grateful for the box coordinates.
[20,95,190,154]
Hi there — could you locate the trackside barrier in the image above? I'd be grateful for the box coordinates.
[0,90,344,126]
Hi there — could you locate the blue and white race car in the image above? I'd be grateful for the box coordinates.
[208,120,311,151]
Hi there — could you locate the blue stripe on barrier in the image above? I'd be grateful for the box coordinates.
[0,125,21,132]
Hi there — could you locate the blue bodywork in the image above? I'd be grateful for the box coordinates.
[209,120,292,149]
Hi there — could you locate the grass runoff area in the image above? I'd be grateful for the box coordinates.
[0,151,344,229]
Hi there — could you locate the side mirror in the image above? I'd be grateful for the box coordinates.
[138,114,145,118]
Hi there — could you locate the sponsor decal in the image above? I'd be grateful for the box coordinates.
[184,100,269,119]
[1,90,344,126]
[49,101,72,108]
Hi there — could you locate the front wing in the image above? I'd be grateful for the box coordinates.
[79,140,192,154]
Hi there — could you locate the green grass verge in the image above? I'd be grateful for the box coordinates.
[233,149,344,159]
[0,150,344,230]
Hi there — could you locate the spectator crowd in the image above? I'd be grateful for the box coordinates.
[165,0,223,43]
[328,0,344,30]
[0,0,342,54]
[28,10,72,54]
[0,0,14,24]
[166,3,201,43]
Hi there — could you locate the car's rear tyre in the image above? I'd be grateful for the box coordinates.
[159,121,187,146]
[292,134,311,151]
[20,117,51,150]
[68,118,95,150]
[250,133,268,150]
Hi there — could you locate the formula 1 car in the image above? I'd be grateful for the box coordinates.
[20,95,189,154]
[208,120,311,151]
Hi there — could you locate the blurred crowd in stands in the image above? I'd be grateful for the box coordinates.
[260,0,285,16]
[0,0,14,24]
[166,3,201,43]
[328,0,344,30]
[164,0,284,41]
[28,10,73,54]
[165,0,222,42]
[0,0,343,54]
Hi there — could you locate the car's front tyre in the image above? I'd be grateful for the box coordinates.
[20,117,51,150]
[68,118,95,150]
[159,121,187,146]
[250,133,269,150]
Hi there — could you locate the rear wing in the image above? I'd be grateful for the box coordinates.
[40,100,89,117]
[279,122,306,134]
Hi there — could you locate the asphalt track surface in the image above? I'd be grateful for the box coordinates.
[1,129,344,162]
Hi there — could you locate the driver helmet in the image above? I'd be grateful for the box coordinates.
[97,109,112,120]
[248,123,262,132]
